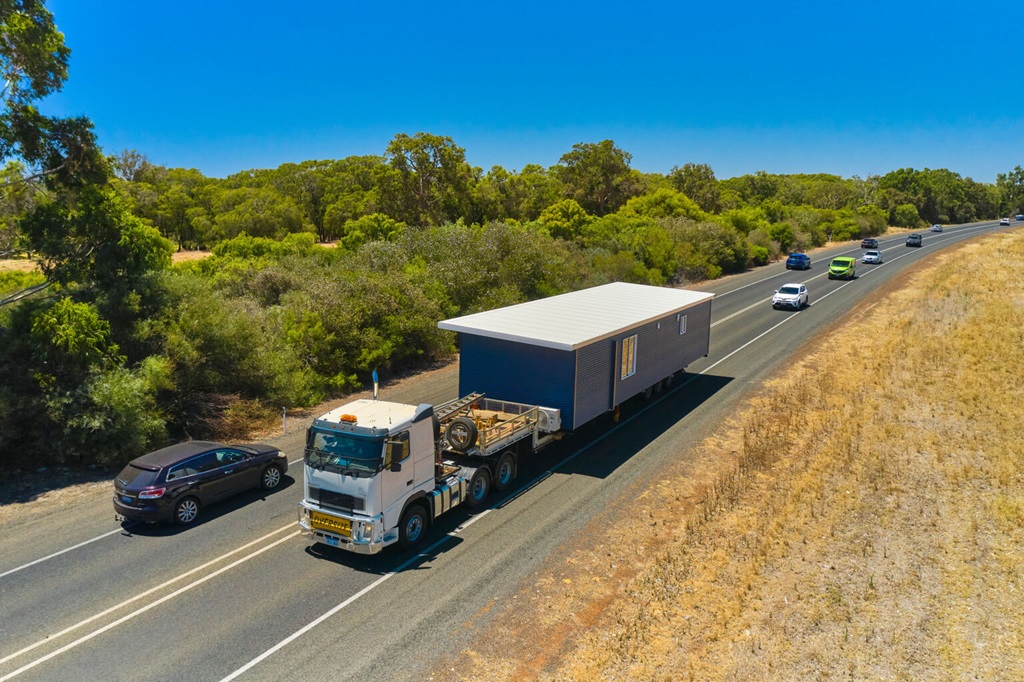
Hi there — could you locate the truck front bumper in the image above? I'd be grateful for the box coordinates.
[297,504,389,555]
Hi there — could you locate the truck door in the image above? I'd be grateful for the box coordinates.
[381,430,413,527]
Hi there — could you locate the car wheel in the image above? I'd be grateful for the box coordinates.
[493,452,516,492]
[174,497,200,525]
[261,464,283,490]
[466,468,491,509]
[398,504,428,551]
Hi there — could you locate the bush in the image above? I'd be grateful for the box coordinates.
[894,203,921,228]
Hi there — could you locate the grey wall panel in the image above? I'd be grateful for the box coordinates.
[573,339,615,429]
[613,299,713,404]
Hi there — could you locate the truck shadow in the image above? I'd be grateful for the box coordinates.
[303,514,468,574]
[515,371,734,482]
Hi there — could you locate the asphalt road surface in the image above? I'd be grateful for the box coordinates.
[0,220,1015,682]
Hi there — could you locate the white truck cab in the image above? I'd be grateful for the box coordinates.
[298,399,438,553]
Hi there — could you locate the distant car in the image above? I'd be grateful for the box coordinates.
[906,234,923,247]
[1016,214,1023,221]
[772,283,809,310]
[862,250,883,264]
[1000,217,1011,226]
[931,224,943,232]
[785,253,811,270]
[113,441,288,525]
[828,256,856,280]
[860,238,879,249]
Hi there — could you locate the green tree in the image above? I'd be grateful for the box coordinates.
[668,162,720,213]
[538,199,594,241]
[0,2,105,189]
[894,203,920,228]
[618,187,706,221]
[379,132,477,226]
[19,185,173,295]
[553,140,637,216]
[997,165,1024,215]
[340,213,405,250]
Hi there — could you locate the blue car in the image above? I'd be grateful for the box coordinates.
[785,253,811,270]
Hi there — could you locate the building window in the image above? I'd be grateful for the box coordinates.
[678,314,687,335]
[621,334,637,379]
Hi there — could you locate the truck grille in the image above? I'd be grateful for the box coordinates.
[311,487,365,512]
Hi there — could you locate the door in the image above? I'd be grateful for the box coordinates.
[381,431,414,526]
[194,449,259,501]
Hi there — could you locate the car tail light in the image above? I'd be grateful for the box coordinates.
[139,488,166,499]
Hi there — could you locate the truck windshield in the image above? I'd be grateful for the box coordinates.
[306,430,384,477]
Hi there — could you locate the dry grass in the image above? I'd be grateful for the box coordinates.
[433,231,1024,681]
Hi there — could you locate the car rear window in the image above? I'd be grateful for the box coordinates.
[119,463,162,486]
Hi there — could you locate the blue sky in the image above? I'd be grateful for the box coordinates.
[44,0,1022,182]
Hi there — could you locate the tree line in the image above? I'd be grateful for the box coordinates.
[2,1,1023,469]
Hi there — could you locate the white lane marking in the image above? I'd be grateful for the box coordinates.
[0,529,125,580]
[0,531,301,681]
[219,511,493,682]
[0,523,296,667]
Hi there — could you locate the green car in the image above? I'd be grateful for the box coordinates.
[828,256,856,280]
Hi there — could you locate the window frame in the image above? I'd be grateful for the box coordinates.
[620,334,637,380]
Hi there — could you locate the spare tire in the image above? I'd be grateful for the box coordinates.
[446,416,478,452]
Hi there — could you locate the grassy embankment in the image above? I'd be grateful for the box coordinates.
[438,230,1024,681]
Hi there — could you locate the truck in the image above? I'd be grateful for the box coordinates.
[298,282,715,553]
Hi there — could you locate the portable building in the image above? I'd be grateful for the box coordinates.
[437,282,714,431]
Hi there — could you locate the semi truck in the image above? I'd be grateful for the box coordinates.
[298,282,714,553]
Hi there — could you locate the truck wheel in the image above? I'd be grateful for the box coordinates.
[446,417,478,452]
[493,452,516,492]
[398,504,428,551]
[466,468,491,509]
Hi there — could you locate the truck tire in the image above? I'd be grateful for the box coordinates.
[398,504,428,551]
[493,452,516,492]
[446,417,478,452]
[466,468,491,509]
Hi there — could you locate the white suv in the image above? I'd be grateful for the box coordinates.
[771,283,809,310]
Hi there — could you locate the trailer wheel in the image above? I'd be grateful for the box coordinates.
[446,417,478,452]
[466,468,491,509]
[398,504,428,551]
[493,452,516,492]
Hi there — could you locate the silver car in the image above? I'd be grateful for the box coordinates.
[862,250,883,264]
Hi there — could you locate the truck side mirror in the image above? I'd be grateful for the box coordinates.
[390,460,402,472]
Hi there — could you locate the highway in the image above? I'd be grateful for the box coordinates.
[0,220,1015,682]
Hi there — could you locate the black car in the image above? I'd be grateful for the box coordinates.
[113,441,287,524]
[906,234,923,247]
[861,238,879,249]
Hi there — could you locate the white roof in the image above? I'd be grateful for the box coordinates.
[438,282,714,351]
[315,399,416,434]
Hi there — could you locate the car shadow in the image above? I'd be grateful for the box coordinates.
[121,475,297,536]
